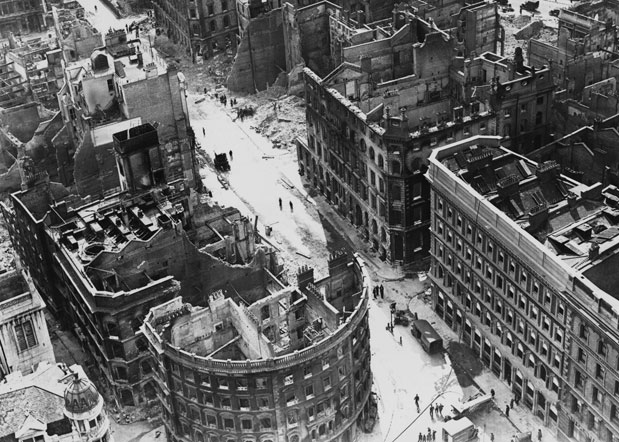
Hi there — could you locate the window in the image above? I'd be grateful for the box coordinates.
[239,398,250,410]
[223,15,230,27]
[598,340,607,357]
[14,320,37,352]
[224,418,234,430]
[256,378,267,389]
[242,418,252,431]
[284,374,293,385]
[107,78,114,92]
[305,384,314,398]
[596,363,604,380]
[304,366,312,378]
[261,417,272,430]
[219,378,229,390]
[323,376,331,390]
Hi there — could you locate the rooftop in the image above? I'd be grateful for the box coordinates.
[46,191,183,292]
[432,136,619,300]
[0,270,29,304]
[144,253,367,361]
[0,362,87,440]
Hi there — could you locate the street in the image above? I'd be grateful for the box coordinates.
[189,93,466,442]
[56,1,560,440]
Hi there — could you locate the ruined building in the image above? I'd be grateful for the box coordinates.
[143,252,373,442]
[0,0,47,37]
[527,115,619,188]
[0,269,56,378]
[152,0,238,60]
[0,165,275,407]
[56,28,199,198]
[428,135,619,442]
[296,6,553,265]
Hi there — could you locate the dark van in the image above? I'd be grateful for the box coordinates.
[411,319,443,354]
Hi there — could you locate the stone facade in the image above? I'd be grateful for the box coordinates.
[143,253,374,442]
[427,135,619,442]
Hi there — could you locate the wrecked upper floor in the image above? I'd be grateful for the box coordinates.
[144,251,366,360]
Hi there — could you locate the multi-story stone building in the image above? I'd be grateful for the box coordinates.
[56,29,199,197]
[0,0,46,38]
[1,168,279,407]
[143,252,374,442]
[296,4,555,265]
[0,269,55,378]
[152,0,238,60]
[427,135,619,442]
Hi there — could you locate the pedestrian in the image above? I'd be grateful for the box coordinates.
[538,429,542,442]
[229,150,233,160]
[491,388,495,398]
[399,336,402,345]
[422,436,427,442]
[278,198,282,210]
[380,284,384,298]
[427,429,432,441]
[202,127,205,136]
[439,404,444,415]
[204,87,207,94]
[414,394,419,406]
[419,433,423,442]
[505,404,510,417]
[510,398,514,409]
[430,404,434,418]
[433,430,437,441]
[491,433,495,442]
[515,393,520,406]
[289,201,294,212]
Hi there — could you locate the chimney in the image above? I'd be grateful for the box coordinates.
[588,243,600,261]
[535,161,559,182]
[528,204,548,231]
[496,174,520,199]
[514,47,525,75]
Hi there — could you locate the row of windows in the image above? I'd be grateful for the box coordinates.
[435,195,565,318]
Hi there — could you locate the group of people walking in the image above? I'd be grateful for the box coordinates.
[373,284,384,299]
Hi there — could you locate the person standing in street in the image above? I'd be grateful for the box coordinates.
[278,198,282,210]
[380,284,385,298]
[505,404,510,417]
[429,404,434,419]
[289,201,294,212]
[538,429,542,442]
[202,127,205,136]
[229,150,233,161]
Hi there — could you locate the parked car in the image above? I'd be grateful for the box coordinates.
[549,8,560,16]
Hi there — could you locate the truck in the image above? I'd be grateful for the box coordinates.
[442,417,479,442]
[410,319,443,354]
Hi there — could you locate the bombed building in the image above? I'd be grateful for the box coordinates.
[143,252,374,442]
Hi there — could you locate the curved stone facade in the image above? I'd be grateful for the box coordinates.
[143,254,373,442]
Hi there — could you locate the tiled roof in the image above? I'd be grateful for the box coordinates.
[0,386,66,440]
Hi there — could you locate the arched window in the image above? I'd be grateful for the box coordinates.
[392,160,401,175]
[368,146,375,162]
[372,219,378,234]
[359,139,366,152]
[223,15,230,27]
[210,21,216,31]
[380,227,386,242]
[378,154,384,169]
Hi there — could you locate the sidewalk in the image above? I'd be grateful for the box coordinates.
[406,294,560,442]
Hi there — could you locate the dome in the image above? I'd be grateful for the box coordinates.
[64,377,101,414]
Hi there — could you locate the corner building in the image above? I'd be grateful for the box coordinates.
[428,135,619,442]
[143,253,373,442]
